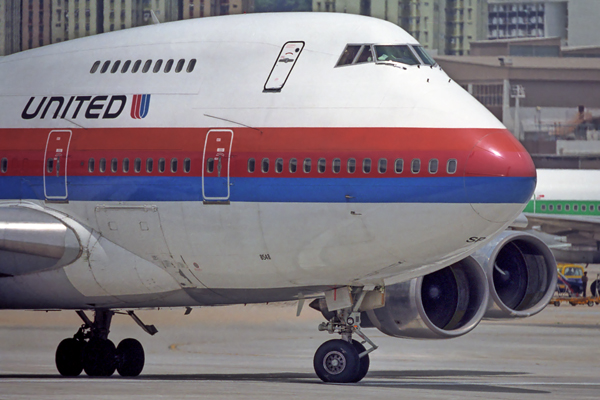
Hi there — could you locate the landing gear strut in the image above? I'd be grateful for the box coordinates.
[313,288,378,383]
[55,309,153,377]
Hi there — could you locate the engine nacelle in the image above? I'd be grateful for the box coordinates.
[360,256,489,339]
[472,231,557,319]
[0,206,81,277]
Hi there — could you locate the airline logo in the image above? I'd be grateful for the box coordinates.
[21,94,151,120]
[131,94,151,119]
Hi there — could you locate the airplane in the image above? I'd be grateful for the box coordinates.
[0,12,557,383]
[523,168,600,292]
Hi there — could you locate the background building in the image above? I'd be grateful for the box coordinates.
[487,0,600,47]
[1,1,22,56]
[1,0,254,54]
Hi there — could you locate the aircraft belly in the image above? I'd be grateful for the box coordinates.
[79,201,515,289]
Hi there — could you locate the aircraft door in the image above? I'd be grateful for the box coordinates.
[202,129,233,202]
[43,130,72,201]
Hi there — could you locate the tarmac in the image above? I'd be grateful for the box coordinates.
[1,295,600,400]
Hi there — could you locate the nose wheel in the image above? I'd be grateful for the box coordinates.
[313,287,378,383]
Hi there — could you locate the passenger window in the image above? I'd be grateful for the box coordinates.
[88,158,95,172]
[47,158,54,173]
[395,159,403,174]
[447,159,457,174]
[158,158,166,173]
[100,61,111,73]
[1,157,7,173]
[99,158,106,173]
[411,159,420,174]
[142,60,152,73]
[289,158,297,173]
[171,158,178,173]
[132,60,142,73]
[591,205,595,212]
[565,204,570,211]
[541,204,546,211]
[153,59,163,73]
[355,45,373,63]
[332,158,341,173]
[348,158,356,174]
[146,158,153,173]
[248,158,256,173]
[121,60,131,73]
[164,59,174,73]
[336,45,361,66]
[378,158,387,174]
[187,59,197,73]
[557,204,562,211]
[262,158,269,173]
[549,204,554,211]
[582,205,587,212]
[184,158,191,173]
[175,59,185,73]
[429,159,438,174]
[303,158,312,173]
[275,158,283,173]
[111,158,118,173]
[123,158,130,173]
[90,61,101,73]
[207,158,214,173]
[111,60,121,73]
[318,158,326,173]
[363,158,371,173]
[134,158,141,173]
[574,204,579,211]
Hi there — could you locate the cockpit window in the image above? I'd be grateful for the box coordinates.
[336,45,362,66]
[355,45,373,64]
[413,46,436,66]
[374,45,420,65]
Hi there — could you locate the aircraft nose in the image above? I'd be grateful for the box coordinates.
[464,130,536,223]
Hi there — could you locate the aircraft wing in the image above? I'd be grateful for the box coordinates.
[525,213,600,246]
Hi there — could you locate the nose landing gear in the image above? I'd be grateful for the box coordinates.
[313,288,378,383]
[55,309,154,377]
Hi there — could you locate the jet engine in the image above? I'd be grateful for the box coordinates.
[0,206,81,277]
[311,256,489,339]
[472,231,557,319]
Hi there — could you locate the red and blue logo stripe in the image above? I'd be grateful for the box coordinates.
[130,94,151,119]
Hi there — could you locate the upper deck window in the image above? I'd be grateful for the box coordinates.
[374,45,420,66]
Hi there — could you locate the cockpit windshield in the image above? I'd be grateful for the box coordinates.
[336,44,436,68]
[412,46,436,66]
[374,45,420,65]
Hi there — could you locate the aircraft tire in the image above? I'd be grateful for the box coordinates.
[83,338,116,377]
[116,338,145,377]
[350,340,370,382]
[314,339,360,383]
[55,338,83,377]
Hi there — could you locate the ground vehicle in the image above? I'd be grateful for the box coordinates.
[556,263,584,294]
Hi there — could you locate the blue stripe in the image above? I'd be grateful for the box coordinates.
[0,176,535,204]
[139,94,150,119]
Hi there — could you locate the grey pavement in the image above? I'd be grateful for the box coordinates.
[0,299,599,399]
